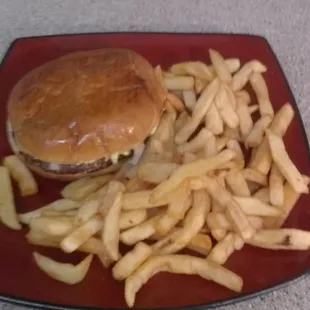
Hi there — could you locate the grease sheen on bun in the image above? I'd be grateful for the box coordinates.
[7,48,166,180]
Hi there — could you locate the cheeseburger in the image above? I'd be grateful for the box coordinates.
[6,49,166,180]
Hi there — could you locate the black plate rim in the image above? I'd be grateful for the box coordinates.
[0,31,309,310]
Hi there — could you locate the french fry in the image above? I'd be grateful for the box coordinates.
[74,200,99,226]
[27,230,107,256]
[248,105,259,114]
[164,76,194,91]
[155,191,192,235]
[205,103,224,135]
[207,212,231,231]
[223,126,241,142]
[112,242,152,281]
[204,133,218,157]
[61,175,111,201]
[167,93,185,112]
[209,49,232,84]
[264,176,310,228]
[207,212,263,231]
[26,231,61,248]
[245,115,273,148]
[235,90,251,105]
[177,128,212,154]
[175,78,220,144]
[19,199,79,225]
[125,255,243,307]
[233,234,245,250]
[216,136,229,152]
[101,181,125,261]
[120,214,161,245]
[40,209,77,217]
[242,168,268,186]
[225,170,251,197]
[170,61,214,81]
[231,60,267,91]
[154,65,166,91]
[182,152,197,164]
[250,72,274,117]
[215,84,239,129]
[150,149,235,203]
[119,210,148,230]
[223,84,237,110]
[253,187,270,203]
[266,130,308,194]
[125,178,150,193]
[30,216,73,236]
[226,139,244,167]
[3,155,38,196]
[60,215,103,253]
[0,166,21,230]
[123,181,188,210]
[198,176,255,240]
[182,90,197,111]
[137,163,179,184]
[209,58,241,75]
[194,78,208,94]
[247,229,310,250]
[234,196,281,217]
[151,229,212,256]
[249,103,294,175]
[187,233,212,255]
[211,228,228,241]
[175,111,189,132]
[207,232,236,265]
[236,97,253,139]
[156,189,208,255]
[33,252,93,285]
[269,164,284,207]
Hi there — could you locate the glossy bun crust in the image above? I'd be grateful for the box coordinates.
[7,49,166,165]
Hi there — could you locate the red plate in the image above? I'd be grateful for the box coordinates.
[0,33,309,310]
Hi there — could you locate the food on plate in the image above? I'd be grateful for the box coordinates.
[33,252,93,284]
[6,49,166,180]
[125,255,243,307]
[3,155,38,196]
[2,47,310,308]
[0,166,21,230]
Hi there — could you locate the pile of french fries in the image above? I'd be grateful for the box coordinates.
[1,48,310,308]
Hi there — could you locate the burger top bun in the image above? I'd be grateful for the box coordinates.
[7,48,166,165]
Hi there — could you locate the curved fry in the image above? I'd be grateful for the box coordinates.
[125,255,243,307]
[33,252,93,285]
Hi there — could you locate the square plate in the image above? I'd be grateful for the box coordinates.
[0,33,310,310]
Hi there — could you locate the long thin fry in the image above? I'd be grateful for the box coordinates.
[231,60,267,91]
[200,176,255,240]
[266,130,308,194]
[249,103,294,174]
[205,103,224,135]
[250,72,274,117]
[33,252,93,285]
[264,176,310,228]
[247,229,310,250]
[125,255,243,307]
[175,78,220,144]
[3,155,38,196]
[0,167,21,230]
[215,84,239,129]
[150,150,235,203]
[209,49,232,83]
[269,164,284,207]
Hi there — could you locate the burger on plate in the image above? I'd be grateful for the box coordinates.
[6,48,166,180]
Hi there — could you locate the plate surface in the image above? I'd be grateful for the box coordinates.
[0,33,310,310]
